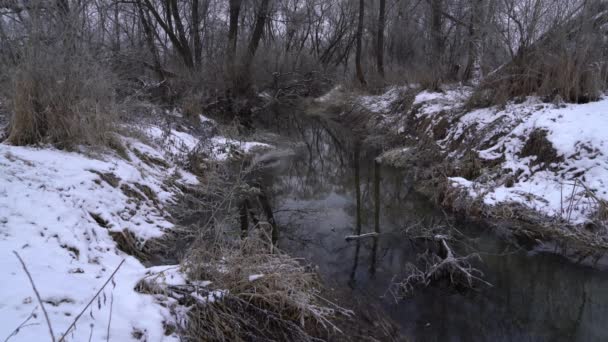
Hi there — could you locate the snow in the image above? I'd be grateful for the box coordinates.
[0,120,269,341]
[412,88,472,119]
[475,99,608,223]
[436,94,608,225]
[359,87,404,114]
[144,126,271,162]
[362,84,608,227]
[248,274,264,282]
[209,136,271,161]
[0,144,180,341]
[191,290,227,304]
[316,85,343,103]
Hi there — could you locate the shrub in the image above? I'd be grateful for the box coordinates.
[472,3,608,106]
[5,43,118,148]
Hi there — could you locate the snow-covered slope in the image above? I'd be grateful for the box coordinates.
[356,85,608,230]
[0,118,269,341]
[449,97,608,225]
[0,144,182,341]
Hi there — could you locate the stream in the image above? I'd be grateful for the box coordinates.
[257,110,608,342]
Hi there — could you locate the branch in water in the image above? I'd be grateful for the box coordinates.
[345,232,379,241]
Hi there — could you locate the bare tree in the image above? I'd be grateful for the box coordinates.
[236,0,272,96]
[376,0,386,78]
[226,0,243,88]
[355,0,366,86]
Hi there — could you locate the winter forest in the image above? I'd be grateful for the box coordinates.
[1,0,608,341]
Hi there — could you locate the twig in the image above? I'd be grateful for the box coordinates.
[3,306,39,342]
[106,293,114,342]
[344,232,379,241]
[59,259,125,342]
[13,251,56,342]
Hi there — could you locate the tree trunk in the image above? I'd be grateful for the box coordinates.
[192,0,202,68]
[429,0,443,89]
[354,141,362,236]
[226,0,242,90]
[237,0,271,96]
[137,1,166,82]
[355,0,366,86]
[467,0,489,85]
[376,0,386,78]
[240,200,249,238]
[56,0,69,18]
[114,0,120,53]
[143,0,193,69]
[169,0,193,68]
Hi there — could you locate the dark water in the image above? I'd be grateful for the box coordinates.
[260,112,608,342]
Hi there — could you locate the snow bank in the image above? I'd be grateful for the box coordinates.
[410,88,608,225]
[412,88,473,120]
[0,120,270,341]
[0,144,180,341]
[469,98,608,224]
[144,122,270,162]
[359,87,404,114]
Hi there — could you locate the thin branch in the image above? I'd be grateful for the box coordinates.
[59,259,126,342]
[106,293,114,342]
[13,251,56,342]
[3,305,40,342]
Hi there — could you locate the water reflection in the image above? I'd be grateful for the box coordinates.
[263,111,608,342]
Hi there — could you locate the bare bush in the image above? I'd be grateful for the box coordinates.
[473,1,608,106]
[393,220,491,298]
[178,239,350,341]
[5,43,118,148]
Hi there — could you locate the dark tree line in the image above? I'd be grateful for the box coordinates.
[0,0,606,136]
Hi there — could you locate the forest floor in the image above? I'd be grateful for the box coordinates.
[317,84,608,260]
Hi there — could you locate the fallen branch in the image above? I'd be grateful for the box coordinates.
[394,235,492,297]
[345,232,379,241]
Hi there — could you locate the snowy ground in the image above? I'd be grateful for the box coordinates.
[0,116,269,341]
[447,96,608,225]
[359,86,608,228]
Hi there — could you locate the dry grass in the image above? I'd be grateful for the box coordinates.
[132,148,352,341]
[5,43,118,148]
[471,9,608,107]
[177,237,350,342]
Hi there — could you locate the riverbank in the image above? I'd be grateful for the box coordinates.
[262,102,608,341]
[0,108,355,341]
[314,85,608,259]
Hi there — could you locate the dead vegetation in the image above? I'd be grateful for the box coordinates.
[5,41,118,148]
[437,178,608,260]
[472,2,608,107]
[125,141,352,341]
[177,238,351,341]
[520,129,563,167]
[393,219,491,298]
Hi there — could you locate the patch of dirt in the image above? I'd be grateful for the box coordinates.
[110,229,149,261]
[520,129,563,167]
[432,117,450,140]
[89,170,121,188]
[134,182,158,203]
[89,212,110,228]
[121,183,146,202]
[133,148,170,168]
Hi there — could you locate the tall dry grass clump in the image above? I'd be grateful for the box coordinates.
[180,237,349,342]
[5,43,118,148]
[471,2,608,107]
